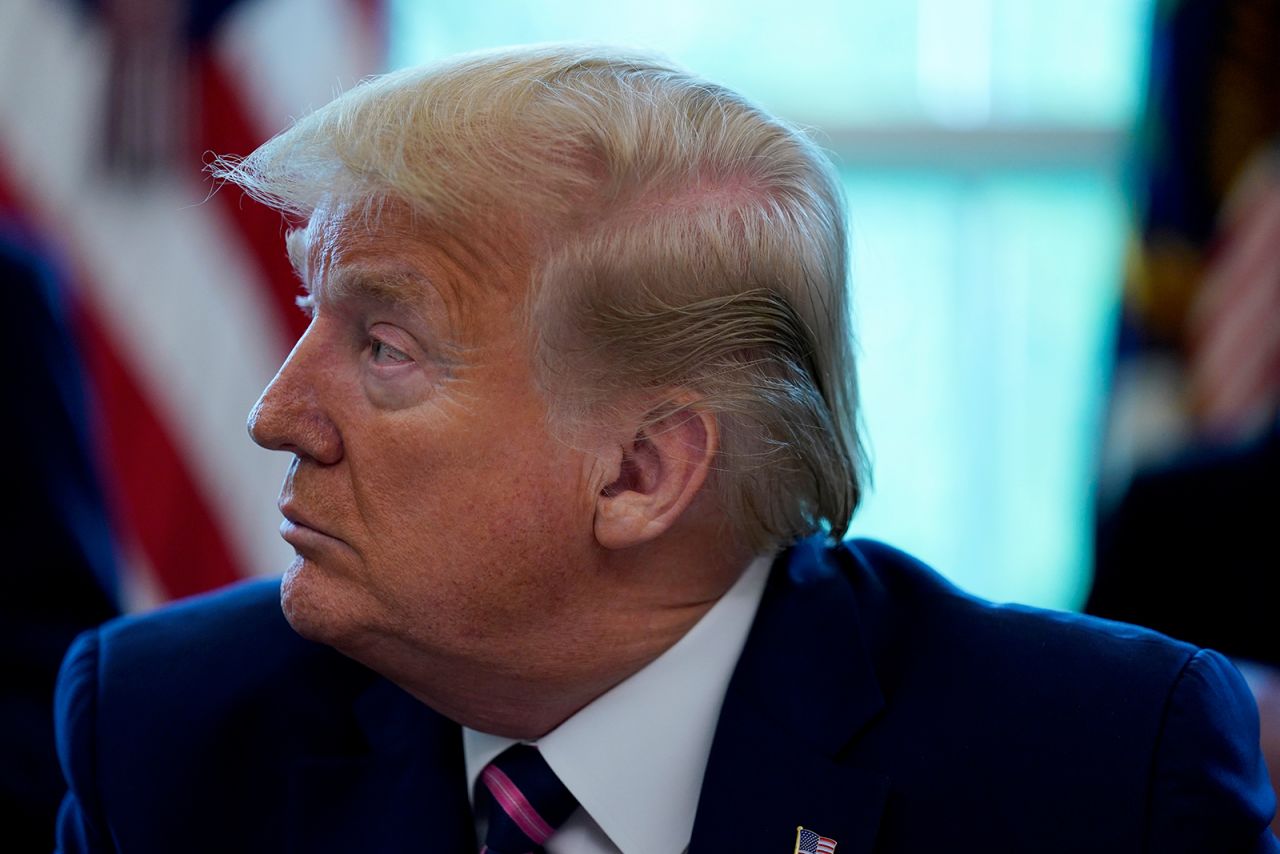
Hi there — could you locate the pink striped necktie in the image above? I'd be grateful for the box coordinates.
[477,744,579,854]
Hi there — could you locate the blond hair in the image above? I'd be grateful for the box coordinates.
[214,44,865,551]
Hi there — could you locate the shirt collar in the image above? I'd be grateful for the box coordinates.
[463,553,772,854]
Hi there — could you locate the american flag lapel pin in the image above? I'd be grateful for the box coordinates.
[794,825,837,854]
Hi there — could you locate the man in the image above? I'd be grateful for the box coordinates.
[55,46,1278,853]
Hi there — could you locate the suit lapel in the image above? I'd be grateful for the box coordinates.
[286,671,475,854]
[691,538,890,854]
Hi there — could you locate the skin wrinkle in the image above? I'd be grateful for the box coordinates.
[297,202,499,356]
[222,57,862,551]
[290,206,487,545]
[251,199,746,738]
[221,47,866,735]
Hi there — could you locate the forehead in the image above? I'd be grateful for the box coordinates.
[290,198,528,329]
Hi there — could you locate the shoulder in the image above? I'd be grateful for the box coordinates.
[95,576,307,677]
[1146,648,1279,851]
[827,539,1277,850]
[99,574,292,650]
[57,576,365,746]
[54,578,371,851]
[840,537,1197,688]
[59,577,324,713]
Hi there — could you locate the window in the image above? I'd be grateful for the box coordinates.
[392,0,1152,608]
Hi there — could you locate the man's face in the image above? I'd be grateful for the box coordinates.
[249,200,601,689]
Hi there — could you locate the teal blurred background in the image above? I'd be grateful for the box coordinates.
[391,0,1154,609]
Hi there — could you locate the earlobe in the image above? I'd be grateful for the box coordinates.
[593,403,718,550]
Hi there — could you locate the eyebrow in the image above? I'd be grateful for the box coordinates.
[285,228,309,283]
[311,265,432,308]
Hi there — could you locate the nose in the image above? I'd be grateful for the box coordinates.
[248,328,343,465]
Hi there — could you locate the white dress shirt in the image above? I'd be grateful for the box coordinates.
[463,553,773,854]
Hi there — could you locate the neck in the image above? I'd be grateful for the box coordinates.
[347,537,755,739]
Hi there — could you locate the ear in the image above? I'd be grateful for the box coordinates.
[593,400,719,550]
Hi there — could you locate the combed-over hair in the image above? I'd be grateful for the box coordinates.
[213,44,866,552]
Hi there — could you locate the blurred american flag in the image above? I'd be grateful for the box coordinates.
[0,0,385,608]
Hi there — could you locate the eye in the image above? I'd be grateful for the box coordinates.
[370,337,412,365]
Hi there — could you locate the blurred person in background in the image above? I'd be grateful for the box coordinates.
[1087,0,1280,831]
[0,225,119,854]
[50,45,1279,853]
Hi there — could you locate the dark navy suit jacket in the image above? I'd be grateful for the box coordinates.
[55,539,1280,852]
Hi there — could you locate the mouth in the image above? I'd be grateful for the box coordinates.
[278,504,347,550]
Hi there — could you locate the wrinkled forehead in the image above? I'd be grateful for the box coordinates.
[288,196,532,335]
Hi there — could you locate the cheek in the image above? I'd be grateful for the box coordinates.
[356,407,505,518]
[350,417,593,615]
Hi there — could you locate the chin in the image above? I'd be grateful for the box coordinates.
[279,555,370,649]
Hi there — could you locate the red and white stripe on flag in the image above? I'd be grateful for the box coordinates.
[0,0,384,608]
[797,827,838,854]
[1187,146,1280,439]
